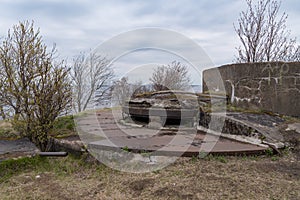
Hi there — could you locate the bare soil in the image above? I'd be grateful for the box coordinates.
[0,114,299,199]
[0,153,299,200]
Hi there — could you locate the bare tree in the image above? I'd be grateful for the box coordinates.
[150,61,191,91]
[234,0,297,62]
[71,52,114,113]
[112,77,144,106]
[0,21,72,151]
[0,104,6,120]
[290,46,300,61]
[112,77,130,106]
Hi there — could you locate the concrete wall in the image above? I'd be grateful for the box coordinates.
[203,62,300,117]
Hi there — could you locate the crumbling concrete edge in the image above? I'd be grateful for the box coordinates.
[197,124,286,152]
[197,125,269,148]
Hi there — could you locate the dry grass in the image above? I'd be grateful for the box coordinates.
[0,121,19,140]
[0,153,299,200]
[0,121,12,128]
[0,115,77,140]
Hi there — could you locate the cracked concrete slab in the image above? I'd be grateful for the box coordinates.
[76,109,268,157]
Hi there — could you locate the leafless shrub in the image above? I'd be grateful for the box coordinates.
[234,0,297,62]
[112,77,146,106]
[70,52,114,112]
[150,61,191,91]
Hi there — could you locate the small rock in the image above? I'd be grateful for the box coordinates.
[288,123,300,133]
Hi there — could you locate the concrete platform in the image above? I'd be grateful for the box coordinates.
[0,138,39,162]
[0,138,38,155]
[76,109,268,157]
[89,134,267,157]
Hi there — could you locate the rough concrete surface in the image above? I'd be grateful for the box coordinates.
[203,62,300,117]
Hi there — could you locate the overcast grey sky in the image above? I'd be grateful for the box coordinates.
[0,0,299,84]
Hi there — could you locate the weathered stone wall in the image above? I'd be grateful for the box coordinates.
[203,62,300,117]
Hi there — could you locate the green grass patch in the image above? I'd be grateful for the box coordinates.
[0,154,108,183]
[0,129,20,140]
[0,115,78,140]
[50,115,77,138]
[0,120,20,140]
[201,154,228,163]
[214,155,228,163]
[0,156,50,183]
[265,148,274,156]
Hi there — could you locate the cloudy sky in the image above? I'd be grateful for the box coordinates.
[0,0,299,84]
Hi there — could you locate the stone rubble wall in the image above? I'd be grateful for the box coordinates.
[203,62,300,117]
[199,112,262,138]
[51,138,85,156]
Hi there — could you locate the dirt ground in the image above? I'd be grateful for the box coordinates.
[0,114,299,200]
[0,152,299,200]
